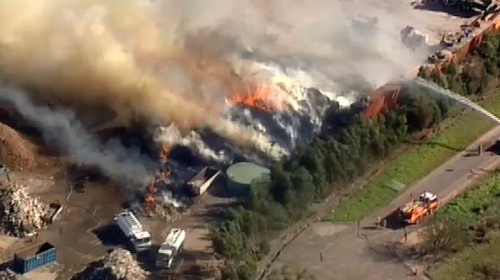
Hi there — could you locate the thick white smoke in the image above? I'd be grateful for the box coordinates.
[0,0,427,165]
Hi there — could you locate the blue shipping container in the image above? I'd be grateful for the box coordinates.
[13,242,57,274]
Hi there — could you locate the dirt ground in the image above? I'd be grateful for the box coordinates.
[0,166,124,280]
[0,119,128,280]
[269,222,426,280]
[144,178,234,278]
[0,116,233,280]
[0,168,231,280]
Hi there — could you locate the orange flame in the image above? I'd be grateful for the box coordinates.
[144,178,157,212]
[145,195,155,206]
[231,83,288,112]
[160,144,172,162]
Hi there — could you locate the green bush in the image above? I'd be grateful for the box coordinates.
[212,32,500,280]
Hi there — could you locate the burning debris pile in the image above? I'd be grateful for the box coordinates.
[150,64,356,193]
[71,248,148,280]
[153,64,354,168]
[0,270,27,280]
[0,182,49,237]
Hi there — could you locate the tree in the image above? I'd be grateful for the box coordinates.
[417,66,431,79]
[462,64,483,95]
[430,71,448,89]
[211,221,249,260]
[270,165,294,205]
[403,94,439,131]
[420,221,469,258]
[299,149,326,198]
[290,167,315,207]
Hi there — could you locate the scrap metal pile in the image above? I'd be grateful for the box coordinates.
[71,248,148,280]
[0,270,27,280]
[0,182,49,237]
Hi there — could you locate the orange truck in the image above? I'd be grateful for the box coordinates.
[399,191,438,225]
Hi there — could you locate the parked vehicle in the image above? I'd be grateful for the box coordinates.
[157,228,186,269]
[114,211,151,252]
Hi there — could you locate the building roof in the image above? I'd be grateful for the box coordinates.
[226,162,270,186]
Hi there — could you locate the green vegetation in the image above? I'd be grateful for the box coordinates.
[430,237,500,280]
[210,32,500,280]
[211,80,448,280]
[211,84,449,280]
[328,92,500,222]
[422,173,500,280]
[327,33,500,222]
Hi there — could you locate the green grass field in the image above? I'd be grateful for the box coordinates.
[427,174,500,280]
[326,93,500,222]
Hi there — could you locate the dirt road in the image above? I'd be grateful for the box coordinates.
[267,125,500,280]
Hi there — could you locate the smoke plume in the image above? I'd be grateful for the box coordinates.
[0,86,154,187]
[0,0,426,159]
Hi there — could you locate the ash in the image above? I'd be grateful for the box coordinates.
[0,270,27,280]
[71,248,149,280]
[0,182,49,237]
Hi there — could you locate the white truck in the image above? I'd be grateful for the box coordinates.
[156,228,186,269]
[114,210,152,252]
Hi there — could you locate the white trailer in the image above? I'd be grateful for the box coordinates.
[156,228,186,269]
[114,210,151,252]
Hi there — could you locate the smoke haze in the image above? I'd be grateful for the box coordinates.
[0,86,154,187]
[0,0,426,159]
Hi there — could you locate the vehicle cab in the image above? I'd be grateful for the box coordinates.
[419,191,438,211]
[132,231,151,252]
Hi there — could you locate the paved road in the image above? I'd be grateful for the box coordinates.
[269,125,500,280]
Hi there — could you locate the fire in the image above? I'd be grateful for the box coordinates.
[160,144,172,162]
[230,83,288,112]
[144,177,158,213]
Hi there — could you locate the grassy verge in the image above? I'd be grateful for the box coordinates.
[429,236,500,280]
[427,174,500,280]
[326,93,500,222]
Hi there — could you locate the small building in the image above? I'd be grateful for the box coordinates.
[13,242,57,274]
[226,162,270,196]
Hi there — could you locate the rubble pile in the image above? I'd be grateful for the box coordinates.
[0,122,39,171]
[0,182,50,237]
[0,269,27,280]
[71,248,148,280]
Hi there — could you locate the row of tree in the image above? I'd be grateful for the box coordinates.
[211,33,500,280]
[211,89,449,280]
[419,33,500,96]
